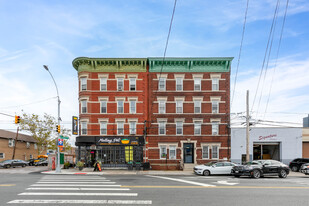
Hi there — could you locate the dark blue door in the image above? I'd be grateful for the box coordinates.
[184,143,194,163]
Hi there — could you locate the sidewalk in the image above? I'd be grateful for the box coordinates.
[42,168,303,177]
[42,168,194,175]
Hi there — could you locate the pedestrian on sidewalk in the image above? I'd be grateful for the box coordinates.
[93,160,101,171]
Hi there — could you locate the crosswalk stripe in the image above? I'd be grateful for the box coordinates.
[19,192,138,196]
[37,181,114,184]
[26,188,130,191]
[8,199,152,204]
[147,175,216,187]
[39,179,108,181]
[31,184,121,187]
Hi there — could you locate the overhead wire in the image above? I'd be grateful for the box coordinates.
[263,0,290,119]
[0,97,58,109]
[231,0,250,110]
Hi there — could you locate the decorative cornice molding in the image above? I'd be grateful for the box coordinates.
[73,57,147,72]
[148,57,233,73]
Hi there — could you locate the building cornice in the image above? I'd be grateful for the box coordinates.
[148,57,233,73]
[73,57,147,72]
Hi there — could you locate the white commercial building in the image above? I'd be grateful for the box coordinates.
[231,127,302,165]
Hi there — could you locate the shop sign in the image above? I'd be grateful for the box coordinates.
[96,136,140,146]
[258,134,277,141]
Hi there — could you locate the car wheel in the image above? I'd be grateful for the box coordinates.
[203,170,211,176]
[5,164,11,169]
[291,166,299,172]
[22,164,26,167]
[279,169,287,178]
[252,170,261,179]
[234,175,241,178]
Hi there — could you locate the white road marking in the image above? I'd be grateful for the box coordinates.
[26,188,130,191]
[215,181,239,186]
[8,199,152,204]
[147,175,216,187]
[37,181,114,184]
[19,192,137,196]
[31,184,121,187]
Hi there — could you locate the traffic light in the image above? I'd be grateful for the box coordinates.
[14,115,20,124]
[56,125,61,133]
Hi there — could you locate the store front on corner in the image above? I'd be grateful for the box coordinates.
[76,136,144,168]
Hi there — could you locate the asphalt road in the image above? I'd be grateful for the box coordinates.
[1,168,309,206]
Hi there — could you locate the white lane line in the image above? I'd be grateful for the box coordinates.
[31,184,121,187]
[26,188,130,191]
[147,175,216,187]
[8,200,152,204]
[215,181,239,186]
[19,192,138,196]
[37,181,114,184]
[40,178,107,180]
[40,179,108,181]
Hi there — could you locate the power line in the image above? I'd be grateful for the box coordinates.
[231,0,250,110]
[264,0,289,118]
[251,0,280,114]
[0,97,58,109]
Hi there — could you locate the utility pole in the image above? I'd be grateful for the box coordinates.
[246,90,250,163]
[12,127,19,159]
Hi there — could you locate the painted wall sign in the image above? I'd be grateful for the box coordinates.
[258,134,277,141]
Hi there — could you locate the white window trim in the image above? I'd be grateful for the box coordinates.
[100,121,108,135]
[8,139,15,147]
[0,153,5,159]
[117,100,124,114]
[158,120,167,135]
[100,77,107,91]
[129,121,137,135]
[158,77,166,91]
[117,121,125,135]
[194,100,202,114]
[212,145,220,160]
[34,143,37,150]
[158,100,166,114]
[169,145,177,160]
[192,74,203,78]
[129,78,136,91]
[201,144,210,159]
[26,142,30,149]
[212,100,219,114]
[193,120,202,135]
[81,121,88,135]
[176,121,183,135]
[100,100,107,114]
[117,78,124,91]
[175,77,183,91]
[80,99,88,114]
[194,78,201,91]
[176,100,183,114]
[212,121,219,135]
[129,100,136,114]
[159,145,167,159]
[80,77,87,91]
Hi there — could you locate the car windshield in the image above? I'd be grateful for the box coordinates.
[204,162,216,166]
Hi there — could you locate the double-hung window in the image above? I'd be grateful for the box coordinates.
[100,122,107,135]
[176,100,183,114]
[129,78,136,91]
[26,142,30,149]
[100,78,107,91]
[117,122,124,135]
[80,77,87,91]
[176,121,183,135]
[101,101,107,113]
[81,122,87,135]
[194,78,201,91]
[81,100,87,113]
[129,122,136,134]
[212,101,219,114]
[117,78,124,91]
[117,101,124,113]
[194,100,201,113]
[169,146,176,159]
[158,101,165,114]
[212,121,219,135]
[212,78,219,91]
[158,121,166,135]
[158,77,166,91]
[0,153,4,159]
[160,145,167,159]
[129,100,136,114]
[194,121,202,135]
[176,78,183,91]
[212,145,219,159]
[202,146,209,159]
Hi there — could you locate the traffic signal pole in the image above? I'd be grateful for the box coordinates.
[12,126,19,159]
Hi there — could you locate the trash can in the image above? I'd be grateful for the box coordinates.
[128,162,133,170]
[135,162,141,170]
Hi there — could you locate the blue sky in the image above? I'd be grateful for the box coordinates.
[0,0,309,142]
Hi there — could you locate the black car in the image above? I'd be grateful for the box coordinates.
[300,163,309,175]
[289,158,309,172]
[0,159,28,168]
[34,159,48,166]
[231,160,290,179]
[27,159,38,166]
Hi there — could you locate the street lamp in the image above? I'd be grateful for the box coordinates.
[43,65,61,173]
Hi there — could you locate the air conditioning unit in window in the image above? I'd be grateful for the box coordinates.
[118,86,123,91]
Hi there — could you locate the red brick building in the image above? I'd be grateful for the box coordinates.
[73,57,232,170]
[147,58,233,170]
[73,58,148,167]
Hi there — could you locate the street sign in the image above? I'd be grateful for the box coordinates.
[59,135,69,140]
[58,139,64,147]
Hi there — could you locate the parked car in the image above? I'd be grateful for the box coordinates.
[0,159,28,168]
[300,163,309,175]
[27,159,38,166]
[289,158,309,172]
[34,159,48,166]
[231,160,290,179]
[194,162,237,176]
